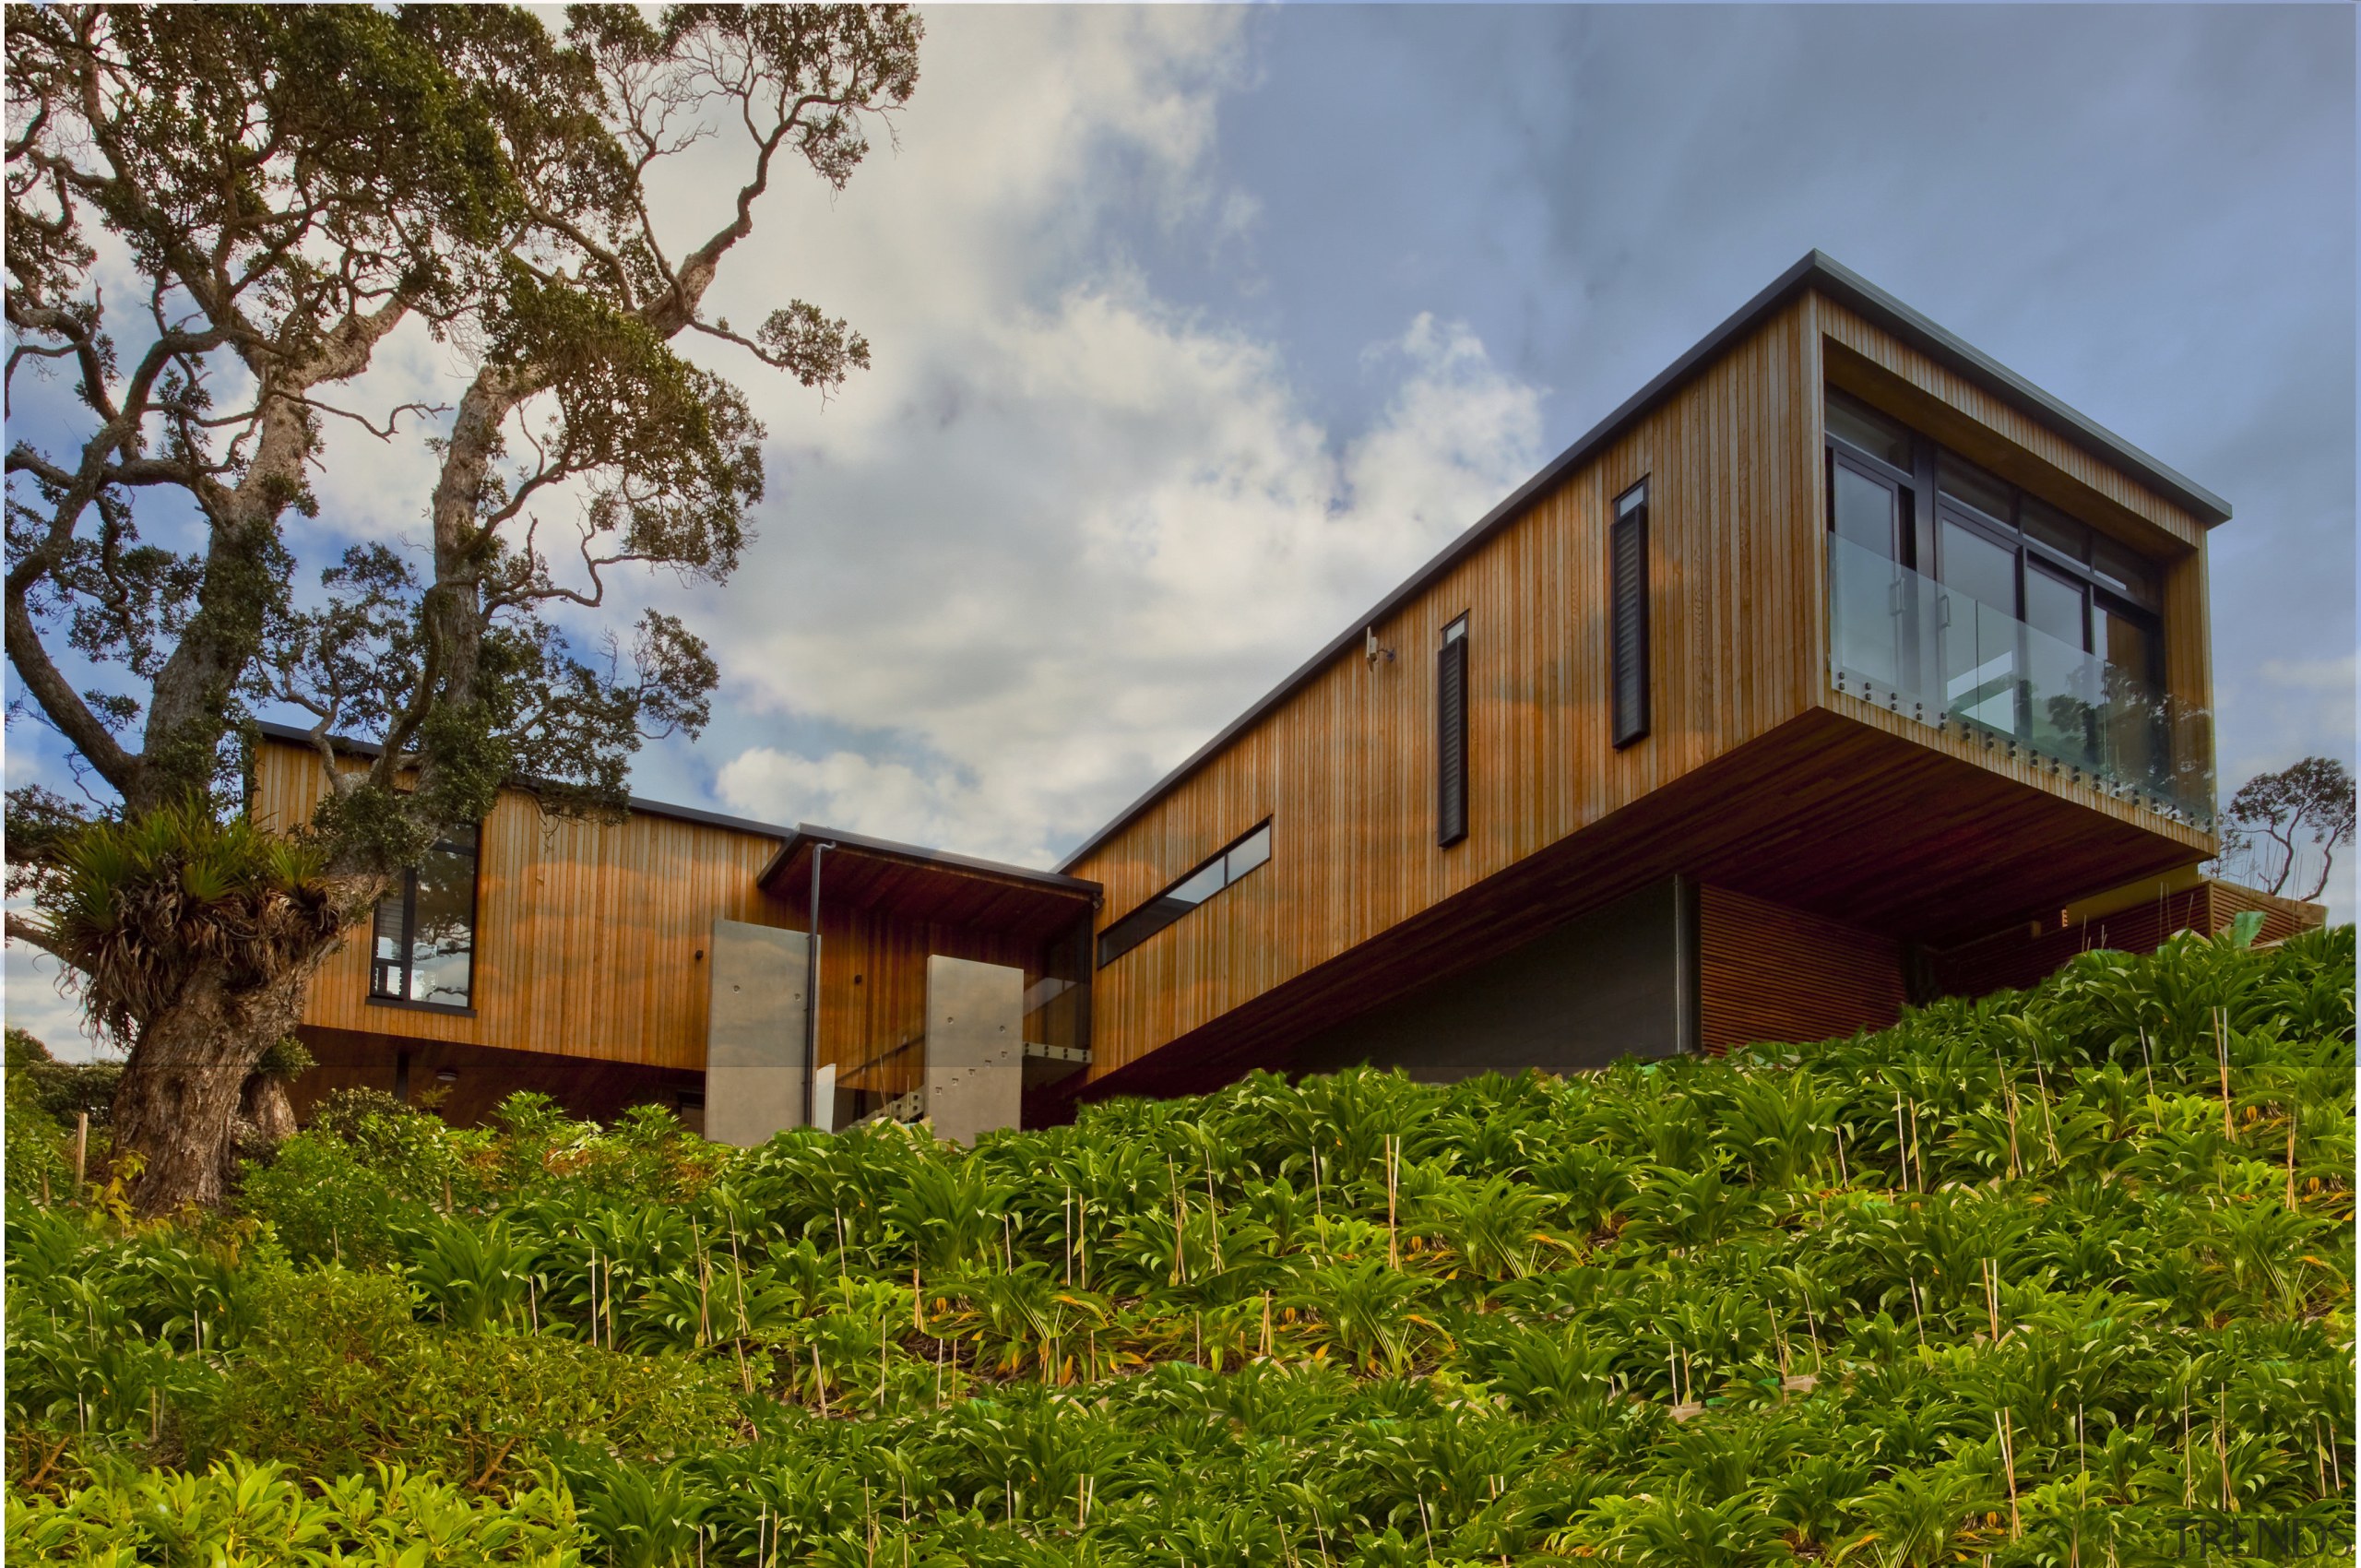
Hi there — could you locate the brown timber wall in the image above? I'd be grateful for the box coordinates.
[1070,296,1829,1082]
[1696,884,1905,1055]
[251,741,792,1074]
[1932,878,2327,999]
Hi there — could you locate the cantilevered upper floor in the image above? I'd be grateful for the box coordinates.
[1055,253,2228,1098]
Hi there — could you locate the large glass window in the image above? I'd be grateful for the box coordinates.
[1832,461,1903,560]
[371,827,480,1008]
[1822,387,2202,816]
[1825,390,2165,686]
[1937,517,2016,615]
[1097,821,1272,968]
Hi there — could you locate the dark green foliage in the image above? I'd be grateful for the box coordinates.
[4,1029,115,1206]
[303,1087,418,1142]
[230,1120,410,1269]
[6,927,2354,1565]
[6,1029,123,1128]
[252,1037,314,1083]
[209,1264,740,1484]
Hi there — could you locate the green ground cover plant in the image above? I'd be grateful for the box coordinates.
[6,923,2353,1565]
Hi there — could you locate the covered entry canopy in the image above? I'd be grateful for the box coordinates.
[755,826,1102,1125]
[758,826,1099,944]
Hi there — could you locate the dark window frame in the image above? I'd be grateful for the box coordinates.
[1823,395,2165,683]
[369,824,481,1012]
[1437,614,1469,847]
[1096,818,1273,968]
[1825,443,1916,569]
[1610,479,1651,749]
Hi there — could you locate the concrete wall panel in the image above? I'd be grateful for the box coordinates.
[706,920,810,1146]
[925,955,1025,1145]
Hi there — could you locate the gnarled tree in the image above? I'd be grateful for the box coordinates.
[5,4,921,1211]
[2216,755,2355,905]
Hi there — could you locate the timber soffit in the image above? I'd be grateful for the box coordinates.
[756,826,1100,901]
[1052,250,2234,875]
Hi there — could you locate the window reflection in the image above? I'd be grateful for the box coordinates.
[1825,390,1912,469]
[370,826,479,1008]
[1097,821,1273,967]
[1937,518,2016,616]
[1833,463,1900,560]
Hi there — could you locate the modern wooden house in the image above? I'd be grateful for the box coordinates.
[255,253,2321,1140]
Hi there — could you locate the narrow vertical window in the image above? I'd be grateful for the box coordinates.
[1611,481,1651,748]
[371,826,481,1007]
[1437,614,1469,847]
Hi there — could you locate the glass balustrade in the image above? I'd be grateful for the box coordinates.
[1826,533,2213,825]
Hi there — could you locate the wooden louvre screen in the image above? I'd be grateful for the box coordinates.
[1609,489,1649,747]
[1931,878,2327,999]
[1437,620,1468,847]
[1696,884,1905,1055]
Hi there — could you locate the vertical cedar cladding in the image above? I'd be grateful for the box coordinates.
[1437,616,1469,846]
[1611,481,1651,748]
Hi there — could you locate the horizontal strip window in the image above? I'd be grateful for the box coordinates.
[1097,820,1272,968]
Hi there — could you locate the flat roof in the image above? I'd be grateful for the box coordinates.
[251,719,801,843]
[761,827,1099,942]
[254,724,1101,913]
[1054,250,2231,874]
[758,824,1101,900]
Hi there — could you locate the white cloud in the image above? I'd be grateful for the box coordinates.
[618,8,1548,867]
[717,747,992,857]
[2253,652,2358,705]
[2218,653,2358,786]
[697,291,1541,865]
[10,8,1548,874]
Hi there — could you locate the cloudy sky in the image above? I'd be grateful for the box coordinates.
[8,5,2355,1051]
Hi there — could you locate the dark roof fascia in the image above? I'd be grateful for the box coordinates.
[1053,250,2230,873]
[756,824,1102,899]
[249,719,799,843]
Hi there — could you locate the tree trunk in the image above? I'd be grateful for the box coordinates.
[243,1072,299,1144]
[217,1071,302,1195]
[109,962,323,1216]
